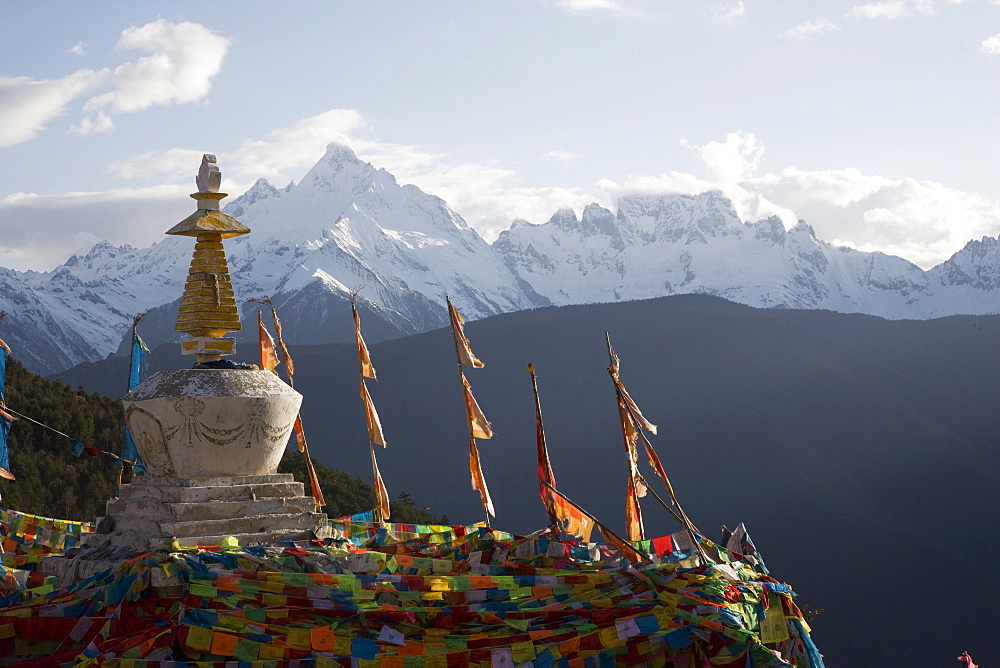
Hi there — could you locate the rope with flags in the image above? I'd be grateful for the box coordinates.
[446,297,495,525]
[352,295,391,522]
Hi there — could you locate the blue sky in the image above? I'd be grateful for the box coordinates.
[2,0,999,271]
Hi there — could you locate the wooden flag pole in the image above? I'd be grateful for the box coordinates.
[527,363,560,533]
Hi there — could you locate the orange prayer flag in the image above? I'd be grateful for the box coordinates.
[353,303,376,379]
[258,311,281,373]
[551,494,594,542]
[293,415,307,453]
[625,478,645,542]
[447,298,484,368]
[269,306,294,379]
[462,373,492,440]
[371,445,391,521]
[210,631,239,656]
[360,380,386,446]
[469,440,495,517]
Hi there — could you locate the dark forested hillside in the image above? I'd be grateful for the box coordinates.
[0,357,436,524]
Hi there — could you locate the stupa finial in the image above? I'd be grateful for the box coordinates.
[168,155,251,362]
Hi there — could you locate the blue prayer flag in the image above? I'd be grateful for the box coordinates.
[69,438,85,457]
[128,332,149,392]
[0,346,6,404]
[124,330,149,473]
[0,413,13,479]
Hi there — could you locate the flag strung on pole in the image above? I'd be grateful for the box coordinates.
[269,304,295,380]
[123,322,150,474]
[371,444,390,521]
[257,311,281,374]
[360,381,386,447]
[461,373,493,440]
[293,416,326,508]
[447,298,484,369]
[353,303,376,380]
[552,492,594,542]
[449,297,494,521]
[527,364,559,529]
[607,336,655,542]
[0,337,8,406]
[0,409,15,481]
[353,299,389,518]
[599,524,647,564]
[468,439,495,518]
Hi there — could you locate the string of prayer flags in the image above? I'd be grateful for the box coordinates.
[0,507,824,667]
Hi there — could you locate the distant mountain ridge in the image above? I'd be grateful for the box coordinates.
[3,143,1000,374]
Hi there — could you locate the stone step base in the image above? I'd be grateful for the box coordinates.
[81,473,329,552]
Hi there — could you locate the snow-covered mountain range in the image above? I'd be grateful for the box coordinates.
[3,142,1000,375]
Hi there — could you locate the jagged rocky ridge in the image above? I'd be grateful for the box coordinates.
[3,144,1000,375]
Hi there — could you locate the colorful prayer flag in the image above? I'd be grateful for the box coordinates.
[257,311,281,374]
[447,298,484,368]
[462,373,492,440]
[469,440,495,517]
[293,416,326,507]
[958,651,978,668]
[353,303,376,379]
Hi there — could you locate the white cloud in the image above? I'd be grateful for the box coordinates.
[848,1,911,20]
[80,19,230,124]
[981,34,1000,55]
[610,132,1000,269]
[0,20,228,147]
[708,1,746,27]
[542,150,579,163]
[68,41,88,57]
[555,0,621,12]
[0,186,190,271]
[782,18,839,40]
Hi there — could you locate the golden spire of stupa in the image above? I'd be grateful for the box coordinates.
[167,154,250,362]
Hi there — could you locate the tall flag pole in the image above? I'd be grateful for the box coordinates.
[353,296,390,522]
[0,312,15,483]
[123,312,150,477]
[606,333,708,561]
[447,297,494,524]
[250,297,325,510]
[606,334,646,542]
[527,364,559,531]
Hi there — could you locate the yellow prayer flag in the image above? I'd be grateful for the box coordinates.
[625,478,645,542]
[353,303,376,379]
[360,380,386,447]
[257,311,281,374]
[447,298,484,368]
[462,374,492,440]
[185,626,213,652]
[372,445,391,521]
[469,440,495,517]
